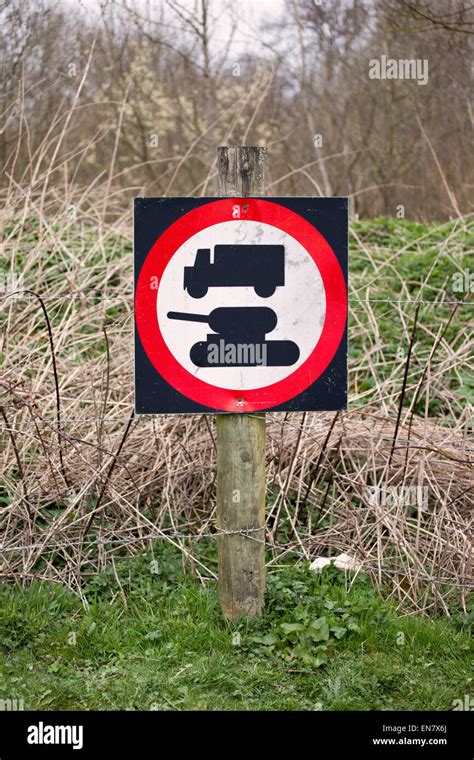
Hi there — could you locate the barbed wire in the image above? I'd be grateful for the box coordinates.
[2,415,473,433]
[0,527,471,589]
[349,297,471,306]
[1,285,471,596]
[2,420,473,455]
[0,526,262,555]
[1,291,472,306]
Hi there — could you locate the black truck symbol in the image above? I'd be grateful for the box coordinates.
[183,244,285,299]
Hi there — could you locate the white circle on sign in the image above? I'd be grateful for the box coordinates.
[157,220,326,390]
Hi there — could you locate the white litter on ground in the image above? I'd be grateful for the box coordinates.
[310,552,364,574]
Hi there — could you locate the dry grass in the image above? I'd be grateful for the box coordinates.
[0,162,472,616]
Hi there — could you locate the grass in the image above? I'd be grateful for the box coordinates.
[0,542,471,711]
[2,215,472,410]
[1,214,472,703]
[348,216,474,414]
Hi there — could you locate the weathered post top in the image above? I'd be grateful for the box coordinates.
[217,146,267,197]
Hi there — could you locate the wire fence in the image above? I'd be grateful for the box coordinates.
[1,227,473,616]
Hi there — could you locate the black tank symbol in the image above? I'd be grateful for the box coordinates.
[184,245,284,299]
[167,307,300,368]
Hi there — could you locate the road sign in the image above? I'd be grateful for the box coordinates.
[134,197,347,414]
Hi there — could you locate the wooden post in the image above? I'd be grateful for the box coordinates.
[216,146,267,620]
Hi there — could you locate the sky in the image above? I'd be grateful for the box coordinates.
[212,0,286,48]
[68,0,287,55]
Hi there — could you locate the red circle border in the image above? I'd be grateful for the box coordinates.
[135,199,347,412]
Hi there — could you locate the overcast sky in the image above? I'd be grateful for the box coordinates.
[69,0,286,55]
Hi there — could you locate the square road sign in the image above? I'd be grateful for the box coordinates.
[134,196,348,414]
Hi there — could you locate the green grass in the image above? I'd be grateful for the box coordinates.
[348,216,474,414]
[1,215,472,709]
[2,215,472,410]
[0,543,471,711]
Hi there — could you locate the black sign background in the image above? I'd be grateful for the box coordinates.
[134,197,348,414]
